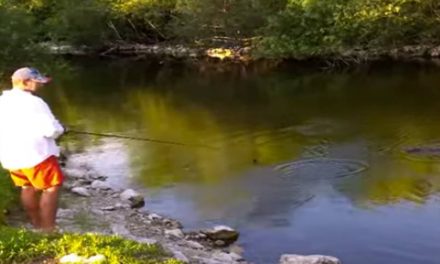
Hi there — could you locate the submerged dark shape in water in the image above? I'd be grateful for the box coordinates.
[401,145,440,162]
[403,146,440,154]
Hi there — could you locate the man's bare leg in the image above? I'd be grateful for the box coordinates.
[21,186,40,228]
[39,186,60,232]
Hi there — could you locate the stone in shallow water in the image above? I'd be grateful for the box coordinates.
[119,189,145,208]
[129,196,145,209]
[279,254,341,264]
[204,225,239,245]
[120,189,140,200]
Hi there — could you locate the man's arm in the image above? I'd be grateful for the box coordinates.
[34,98,64,139]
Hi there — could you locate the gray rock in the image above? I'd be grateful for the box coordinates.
[229,252,243,261]
[120,189,145,208]
[165,229,185,239]
[204,225,239,245]
[214,240,226,247]
[229,245,245,256]
[89,175,108,181]
[186,240,204,250]
[212,251,239,263]
[115,202,130,209]
[91,209,105,216]
[171,250,189,263]
[164,219,183,229]
[134,237,157,245]
[129,196,145,209]
[91,180,111,190]
[71,187,90,197]
[56,209,75,219]
[100,206,116,211]
[195,258,223,264]
[111,224,130,236]
[63,168,87,179]
[148,213,162,221]
[120,189,140,200]
[279,254,341,264]
[429,46,440,57]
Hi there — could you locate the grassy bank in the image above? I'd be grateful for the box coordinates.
[0,173,179,264]
[0,226,181,264]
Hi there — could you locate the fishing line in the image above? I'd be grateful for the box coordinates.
[66,129,219,150]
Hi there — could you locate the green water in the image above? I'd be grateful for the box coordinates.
[37,60,440,263]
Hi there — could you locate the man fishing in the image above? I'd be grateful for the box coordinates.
[0,67,65,232]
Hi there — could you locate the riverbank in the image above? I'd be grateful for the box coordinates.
[44,42,440,71]
[5,148,248,264]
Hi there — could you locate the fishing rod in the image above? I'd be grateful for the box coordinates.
[66,129,218,150]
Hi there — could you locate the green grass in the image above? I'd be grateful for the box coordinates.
[0,170,181,264]
[0,227,182,264]
[0,170,17,225]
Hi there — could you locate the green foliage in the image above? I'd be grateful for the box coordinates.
[259,0,440,58]
[106,0,177,42]
[0,3,39,73]
[171,0,284,43]
[0,227,181,264]
[42,0,112,46]
[0,0,439,59]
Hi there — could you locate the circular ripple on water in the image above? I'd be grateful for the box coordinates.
[275,158,369,180]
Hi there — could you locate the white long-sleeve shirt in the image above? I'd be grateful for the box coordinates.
[0,88,64,170]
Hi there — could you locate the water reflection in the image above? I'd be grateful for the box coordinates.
[37,60,440,264]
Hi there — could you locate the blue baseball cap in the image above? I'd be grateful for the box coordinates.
[11,67,51,84]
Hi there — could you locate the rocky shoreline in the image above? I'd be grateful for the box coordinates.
[57,151,248,264]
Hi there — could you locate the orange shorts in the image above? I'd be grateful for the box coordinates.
[9,156,64,190]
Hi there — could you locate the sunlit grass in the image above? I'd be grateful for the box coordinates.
[0,227,182,264]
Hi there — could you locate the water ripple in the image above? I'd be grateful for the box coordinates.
[275,158,369,180]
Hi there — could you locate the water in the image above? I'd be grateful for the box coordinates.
[40,60,440,264]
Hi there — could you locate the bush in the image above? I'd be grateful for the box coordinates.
[171,0,283,43]
[43,0,112,47]
[107,0,177,42]
[258,0,440,58]
[0,3,40,74]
